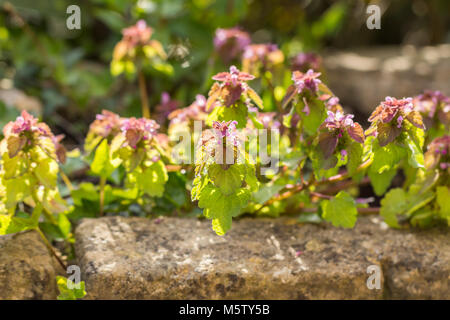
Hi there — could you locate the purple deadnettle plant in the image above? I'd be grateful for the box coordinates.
[366,96,424,147]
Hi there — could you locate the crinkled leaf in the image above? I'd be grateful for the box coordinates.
[320,191,357,228]
[208,164,244,196]
[91,139,116,178]
[136,160,168,197]
[7,135,26,158]
[377,122,401,147]
[34,158,58,189]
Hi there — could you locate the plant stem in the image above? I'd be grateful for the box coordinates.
[138,70,151,118]
[60,171,73,192]
[317,158,373,186]
[99,176,106,217]
[36,227,67,270]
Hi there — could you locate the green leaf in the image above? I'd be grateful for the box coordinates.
[198,184,251,235]
[208,164,244,196]
[347,142,363,175]
[405,138,424,169]
[436,186,450,223]
[4,175,31,209]
[56,276,86,300]
[320,191,357,228]
[34,158,58,188]
[368,168,397,196]
[91,139,116,178]
[206,104,248,128]
[1,205,42,235]
[301,100,326,136]
[380,188,407,228]
[136,160,168,197]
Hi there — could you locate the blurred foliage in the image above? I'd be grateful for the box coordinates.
[0,0,448,146]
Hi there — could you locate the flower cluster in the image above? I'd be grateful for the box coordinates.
[2,111,66,163]
[242,44,284,75]
[425,135,450,171]
[120,117,159,149]
[168,95,208,126]
[111,20,167,76]
[85,110,160,152]
[366,96,424,146]
[89,110,122,139]
[207,66,258,109]
[214,28,251,63]
[292,69,322,94]
[413,90,450,129]
[318,111,365,159]
[291,52,322,72]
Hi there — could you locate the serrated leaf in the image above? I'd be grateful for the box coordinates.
[377,122,401,147]
[136,160,168,197]
[34,158,58,189]
[198,184,251,235]
[208,164,244,196]
[7,135,26,158]
[91,139,116,178]
[321,191,357,228]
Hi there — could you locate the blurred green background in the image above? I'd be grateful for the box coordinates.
[0,0,449,146]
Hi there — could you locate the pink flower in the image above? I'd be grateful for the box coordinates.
[212,120,239,146]
[121,117,159,148]
[369,96,414,124]
[90,110,122,138]
[212,65,255,86]
[2,111,61,159]
[168,94,208,125]
[121,19,153,48]
[292,69,322,94]
[340,149,347,161]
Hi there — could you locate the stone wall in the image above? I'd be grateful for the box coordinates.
[323,44,450,116]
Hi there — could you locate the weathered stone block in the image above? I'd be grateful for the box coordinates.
[74,216,449,299]
[0,231,59,299]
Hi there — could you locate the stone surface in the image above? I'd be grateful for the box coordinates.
[0,231,59,299]
[74,216,449,299]
[323,44,450,116]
